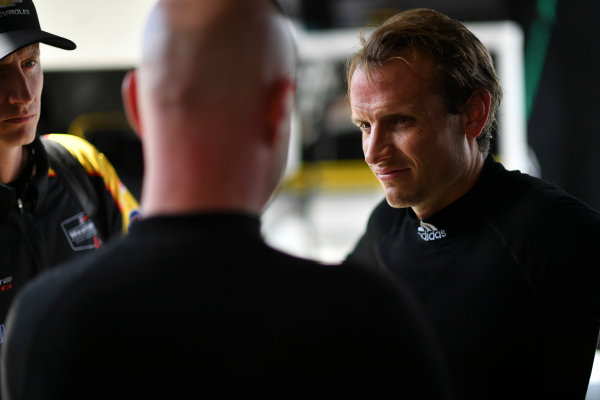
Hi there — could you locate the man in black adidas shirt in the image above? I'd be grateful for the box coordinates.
[345,8,600,399]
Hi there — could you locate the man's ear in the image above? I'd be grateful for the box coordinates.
[462,88,491,139]
[121,69,142,137]
[265,78,296,146]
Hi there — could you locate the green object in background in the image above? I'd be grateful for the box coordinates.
[524,0,559,121]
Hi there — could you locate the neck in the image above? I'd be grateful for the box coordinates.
[412,151,486,220]
[138,140,269,218]
[0,146,28,184]
[139,175,264,217]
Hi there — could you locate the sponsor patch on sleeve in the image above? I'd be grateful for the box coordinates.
[61,212,102,251]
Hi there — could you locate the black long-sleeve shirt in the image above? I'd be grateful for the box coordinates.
[2,213,452,399]
[347,155,600,399]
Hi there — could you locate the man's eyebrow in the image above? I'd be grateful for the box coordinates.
[350,114,365,125]
[21,45,40,58]
[350,106,369,124]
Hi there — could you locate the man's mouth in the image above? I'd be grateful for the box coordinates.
[4,115,35,124]
[373,167,410,181]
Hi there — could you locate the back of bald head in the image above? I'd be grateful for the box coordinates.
[139,0,296,120]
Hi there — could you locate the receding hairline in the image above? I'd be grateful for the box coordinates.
[347,47,439,99]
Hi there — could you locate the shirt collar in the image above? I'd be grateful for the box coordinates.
[408,154,502,242]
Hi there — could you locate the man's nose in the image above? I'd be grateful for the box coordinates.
[364,126,391,165]
[8,69,35,106]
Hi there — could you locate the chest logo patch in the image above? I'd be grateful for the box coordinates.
[61,212,102,251]
[417,221,447,242]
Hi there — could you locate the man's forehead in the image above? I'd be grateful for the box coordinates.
[15,43,40,57]
[0,43,40,63]
[352,57,432,90]
[349,55,445,120]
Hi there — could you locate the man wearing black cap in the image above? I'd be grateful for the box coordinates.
[0,0,76,56]
[0,0,138,343]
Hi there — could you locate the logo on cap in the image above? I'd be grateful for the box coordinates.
[0,0,22,8]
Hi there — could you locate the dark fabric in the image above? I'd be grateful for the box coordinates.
[0,135,125,334]
[41,138,105,239]
[2,213,452,400]
[346,154,600,399]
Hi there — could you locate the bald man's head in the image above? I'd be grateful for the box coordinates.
[123,0,298,214]
[139,0,296,115]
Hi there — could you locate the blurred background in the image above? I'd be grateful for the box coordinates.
[36,0,599,263]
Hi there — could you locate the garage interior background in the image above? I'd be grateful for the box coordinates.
[37,0,600,260]
[281,0,600,211]
[40,0,600,210]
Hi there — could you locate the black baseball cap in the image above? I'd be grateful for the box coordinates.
[0,0,76,60]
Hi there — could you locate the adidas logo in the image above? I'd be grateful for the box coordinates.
[417,221,447,242]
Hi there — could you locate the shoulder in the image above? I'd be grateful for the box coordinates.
[42,133,139,232]
[481,165,600,251]
[3,236,133,357]
[43,133,109,175]
[6,252,97,331]
[490,165,600,224]
[272,247,425,320]
[1,255,94,398]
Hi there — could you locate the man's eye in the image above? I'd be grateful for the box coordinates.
[23,60,37,68]
[358,122,371,132]
[393,116,411,126]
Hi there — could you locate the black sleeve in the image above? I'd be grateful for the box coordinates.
[541,191,600,322]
